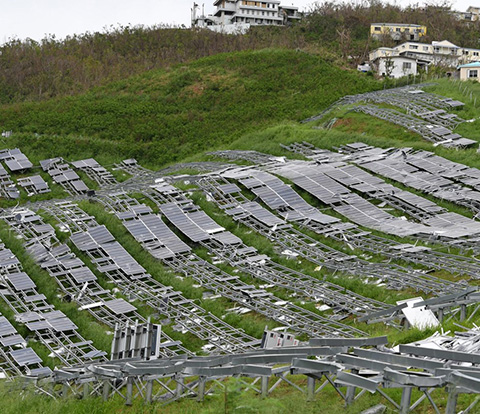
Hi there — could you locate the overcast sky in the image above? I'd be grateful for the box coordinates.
[0,0,473,45]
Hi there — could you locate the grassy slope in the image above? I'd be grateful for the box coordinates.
[0,48,379,167]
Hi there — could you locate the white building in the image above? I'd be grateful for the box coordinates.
[369,39,480,77]
[192,1,301,32]
[374,55,428,78]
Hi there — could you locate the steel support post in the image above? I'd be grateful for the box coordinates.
[83,382,89,399]
[145,380,153,404]
[261,376,269,399]
[62,382,69,399]
[400,387,412,414]
[437,308,444,323]
[345,369,358,406]
[460,305,467,322]
[197,377,206,402]
[126,377,133,406]
[445,388,458,414]
[307,377,316,402]
[102,380,110,402]
[176,377,184,398]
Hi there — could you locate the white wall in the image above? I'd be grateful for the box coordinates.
[377,57,418,78]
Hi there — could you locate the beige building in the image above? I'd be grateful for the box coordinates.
[370,23,427,41]
[458,62,480,81]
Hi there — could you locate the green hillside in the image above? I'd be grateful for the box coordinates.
[0,49,379,167]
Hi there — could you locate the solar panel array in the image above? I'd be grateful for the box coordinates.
[0,148,33,172]
[0,236,106,366]
[233,163,480,279]
[71,158,117,186]
[269,161,433,237]
[17,175,50,196]
[0,207,154,338]
[0,313,49,378]
[40,157,89,195]
[353,105,476,148]
[0,163,19,199]
[148,183,390,320]
[199,174,463,296]
[300,84,474,149]
[102,190,364,339]
[53,197,259,354]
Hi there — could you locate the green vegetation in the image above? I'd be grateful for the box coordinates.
[0,49,379,167]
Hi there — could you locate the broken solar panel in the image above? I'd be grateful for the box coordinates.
[105,298,137,315]
[40,157,90,195]
[71,158,117,186]
[0,316,18,337]
[0,164,20,199]
[0,148,33,171]
[9,348,42,367]
[17,175,50,196]
[124,214,191,257]
[4,272,36,291]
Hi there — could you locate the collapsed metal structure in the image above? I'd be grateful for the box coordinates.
[19,334,480,414]
[302,84,476,148]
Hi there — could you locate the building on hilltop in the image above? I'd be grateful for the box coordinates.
[369,39,480,78]
[192,1,301,33]
[370,23,427,42]
[454,6,480,21]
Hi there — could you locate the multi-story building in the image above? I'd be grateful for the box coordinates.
[192,1,301,33]
[370,23,427,41]
[454,6,480,21]
[369,39,480,78]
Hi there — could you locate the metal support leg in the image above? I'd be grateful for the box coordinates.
[438,308,444,323]
[126,377,133,406]
[197,377,206,402]
[145,380,153,404]
[400,387,412,414]
[102,380,110,402]
[346,369,358,406]
[176,377,184,398]
[445,388,458,414]
[83,382,89,399]
[261,376,269,399]
[460,305,466,322]
[62,382,68,399]
[307,377,315,402]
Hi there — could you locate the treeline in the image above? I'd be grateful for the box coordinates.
[0,1,479,103]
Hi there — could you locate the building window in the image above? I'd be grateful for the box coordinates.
[469,70,478,78]
[474,52,479,56]
[409,45,418,50]
[396,28,401,32]
[374,26,381,31]
[403,62,412,70]
[423,46,429,51]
